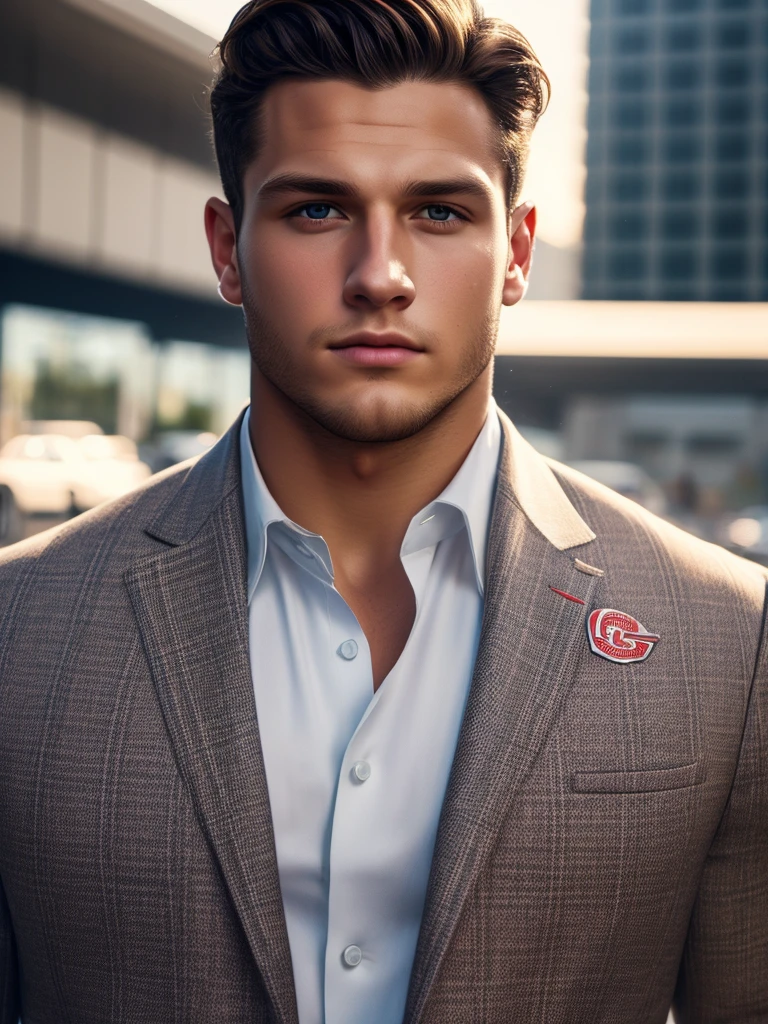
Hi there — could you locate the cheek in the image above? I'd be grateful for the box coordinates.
[241,228,341,319]
[416,237,506,332]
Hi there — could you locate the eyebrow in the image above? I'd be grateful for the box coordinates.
[401,177,493,203]
[257,175,361,201]
[257,173,493,204]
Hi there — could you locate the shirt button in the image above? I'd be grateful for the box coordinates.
[293,540,314,559]
[352,760,371,782]
[338,639,358,661]
[342,944,363,967]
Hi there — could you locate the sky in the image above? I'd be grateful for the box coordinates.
[146,0,590,249]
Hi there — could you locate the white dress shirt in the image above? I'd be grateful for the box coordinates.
[240,403,501,1024]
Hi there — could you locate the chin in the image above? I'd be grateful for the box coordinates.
[302,390,453,444]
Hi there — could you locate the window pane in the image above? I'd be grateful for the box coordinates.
[611,171,649,201]
[710,282,749,300]
[608,249,648,281]
[613,99,650,128]
[587,101,604,133]
[663,170,702,200]
[583,213,603,242]
[661,249,699,280]
[717,59,751,88]
[659,282,698,300]
[665,0,704,10]
[609,209,649,241]
[663,133,703,162]
[716,132,750,161]
[612,135,650,164]
[615,65,651,91]
[665,63,702,90]
[716,0,751,9]
[716,95,750,124]
[586,175,604,202]
[616,26,651,53]
[583,250,603,284]
[709,248,749,279]
[664,24,703,50]
[717,20,750,47]
[663,98,702,127]
[618,0,651,13]
[714,169,749,198]
[662,210,700,240]
[711,207,749,239]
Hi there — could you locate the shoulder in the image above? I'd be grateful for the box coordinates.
[548,458,768,619]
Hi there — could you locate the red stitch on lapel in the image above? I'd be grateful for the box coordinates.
[549,587,586,606]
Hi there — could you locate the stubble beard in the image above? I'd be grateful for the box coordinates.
[241,289,498,444]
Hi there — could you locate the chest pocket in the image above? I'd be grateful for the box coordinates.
[571,760,704,794]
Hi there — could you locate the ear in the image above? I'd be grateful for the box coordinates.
[204,197,243,306]
[502,202,537,307]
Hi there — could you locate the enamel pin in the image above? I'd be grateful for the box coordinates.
[587,608,660,664]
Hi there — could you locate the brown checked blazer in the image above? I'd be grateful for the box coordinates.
[0,411,766,1024]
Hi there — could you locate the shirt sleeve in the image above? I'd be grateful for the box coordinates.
[672,580,768,1021]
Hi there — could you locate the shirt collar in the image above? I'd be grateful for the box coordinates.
[240,400,501,601]
[399,400,500,594]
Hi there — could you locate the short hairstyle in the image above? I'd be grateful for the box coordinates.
[210,0,550,228]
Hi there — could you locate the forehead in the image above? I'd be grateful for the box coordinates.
[249,78,505,192]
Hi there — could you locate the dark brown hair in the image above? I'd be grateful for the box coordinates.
[210,0,549,227]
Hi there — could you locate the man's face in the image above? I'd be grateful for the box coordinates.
[209,78,534,443]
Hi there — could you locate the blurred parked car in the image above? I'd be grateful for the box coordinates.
[140,430,218,473]
[72,434,152,511]
[0,432,151,523]
[23,419,103,439]
[567,460,668,517]
[717,506,768,566]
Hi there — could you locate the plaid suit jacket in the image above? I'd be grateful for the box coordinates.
[0,412,766,1023]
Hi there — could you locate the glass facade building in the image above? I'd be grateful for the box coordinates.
[583,0,768,300]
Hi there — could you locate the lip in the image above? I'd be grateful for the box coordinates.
[329,332,425,368]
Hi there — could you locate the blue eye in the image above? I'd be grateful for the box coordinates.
[301,203,333,219]
[425,205,456,222]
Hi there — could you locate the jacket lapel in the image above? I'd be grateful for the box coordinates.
[124,419,298,1024]
[405,415,603,1024]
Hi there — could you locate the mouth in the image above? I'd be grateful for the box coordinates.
[328,332,425,368]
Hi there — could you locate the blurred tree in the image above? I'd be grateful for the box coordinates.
[156,401,213,432]
[30,361,119,434]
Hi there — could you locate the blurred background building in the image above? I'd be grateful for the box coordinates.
[0,0,251,453]
[583,0,768,301]
[0,0,767,568]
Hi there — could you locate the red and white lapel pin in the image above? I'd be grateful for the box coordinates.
[550,587,660,664]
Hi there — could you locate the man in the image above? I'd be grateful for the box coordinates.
[0,0,765,1021]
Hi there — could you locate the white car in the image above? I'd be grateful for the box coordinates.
[72,434,152,512]
[0,433,151,517]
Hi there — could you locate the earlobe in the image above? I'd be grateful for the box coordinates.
[502,265,528,307]
[217,279,243,307]
[501,201,537,308]
[205,197,243,306]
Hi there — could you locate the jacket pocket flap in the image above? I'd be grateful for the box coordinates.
[572,761,703,794]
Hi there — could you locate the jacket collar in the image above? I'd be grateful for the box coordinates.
[496,409,596,551]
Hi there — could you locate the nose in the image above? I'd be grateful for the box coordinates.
[342,207,416,311]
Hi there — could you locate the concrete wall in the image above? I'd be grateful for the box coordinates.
[0,88,221,299]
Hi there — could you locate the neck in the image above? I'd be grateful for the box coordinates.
[248,367,493,561]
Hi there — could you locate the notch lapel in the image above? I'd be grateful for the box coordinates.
[124,425,298,1024]
[404,418,603,1024]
